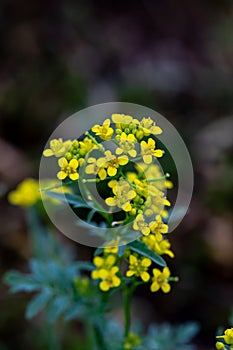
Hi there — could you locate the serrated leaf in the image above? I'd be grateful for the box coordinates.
[46,191,90,208]
[128,241,166,267]
[26,288,52,319]
[4,271,40,293]
[47,296,70,323]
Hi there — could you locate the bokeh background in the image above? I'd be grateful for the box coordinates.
[0,0,233,349]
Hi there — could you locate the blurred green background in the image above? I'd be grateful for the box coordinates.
[0,0,233,349]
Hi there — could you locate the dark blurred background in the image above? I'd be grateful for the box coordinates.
[0,0,233,349]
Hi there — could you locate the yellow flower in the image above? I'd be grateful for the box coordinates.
[149,215,168,235]
[106,178,136,212]
[217,328,233,345]
[8,178,40,207]
[111,114,133,129]
[116,132,137,157]
[79,137,97,156]
[85,157,106,180]
[140,117,162,136]
[43,138,72,157]
[92,119,114,140]
[133,213,150,236]
[91,254,117,279]
[151,267,171,293]
[142,234,174,258]
[97,150,128,178]
[99,266,121,292]
[126,254,151,282]
[140,138,164,164]
[57,158,79,180]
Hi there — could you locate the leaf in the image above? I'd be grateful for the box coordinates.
[47,296,70,323]
[4,271,40,293]
[71,262,95,271]
[118,245,126,257]
[64,304,86,321]
[26,288,53,319]
[128,241,167,267]
[87,208,96,223]
[46,191,90,208]
[94,247,104,256]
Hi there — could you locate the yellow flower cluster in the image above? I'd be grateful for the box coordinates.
[216,328,233,349]
[40,114,177,295]
[91,250,121,292]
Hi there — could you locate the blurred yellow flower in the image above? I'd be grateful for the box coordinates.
[140,117,162,136]
[116,132,137,157]
[8,178,40,207]
[217,328,233,345]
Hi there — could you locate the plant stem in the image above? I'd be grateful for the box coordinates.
[123,287,131,338]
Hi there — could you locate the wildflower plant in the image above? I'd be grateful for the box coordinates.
[5,108,195,349]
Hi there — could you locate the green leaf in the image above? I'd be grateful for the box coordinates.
[47,296,70,323]
[64,304,86,321]
[4,271,40,293]
[128,241,167,267]
[46,191,90,208]
[71,262,95,271]
[26,288,53,319]
[94,247,104,256]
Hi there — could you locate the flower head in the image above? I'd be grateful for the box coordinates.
[96,150,128,178]
[92,119,114,140]
[106,178,136,212]
[98,266,121,292]
[116,132,137,157]
[57,158,79,180]
[133,213,150,236]
[140,117,162,136]
[126,254,152,282]
[140,138,164,164]
[43,138,72,157]
[151,267,171,293]
[217,328,233,345]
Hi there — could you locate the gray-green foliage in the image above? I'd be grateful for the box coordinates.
[143,322,199,350]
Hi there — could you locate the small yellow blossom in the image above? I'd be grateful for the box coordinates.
[140,138,164,164]
[126,254,151,282]
[151,267,171,293]
[133,213,150,236]
[106,178,136,212]
[8,178,40,207]
[57,158,79,180]
[91,254,117,279]
[111,114,133,129]
[43,138,72,157]
[92,119,114,140]
[142,234,174,258]
[140,117,162,136]
[98,266,121,292]
[96,150,128,178]
[149,215,168,235]
[217,328,233,345]
[85,157,106,180]
[116,132,137,157]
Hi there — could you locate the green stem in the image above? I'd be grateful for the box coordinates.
[123,283,136,338]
